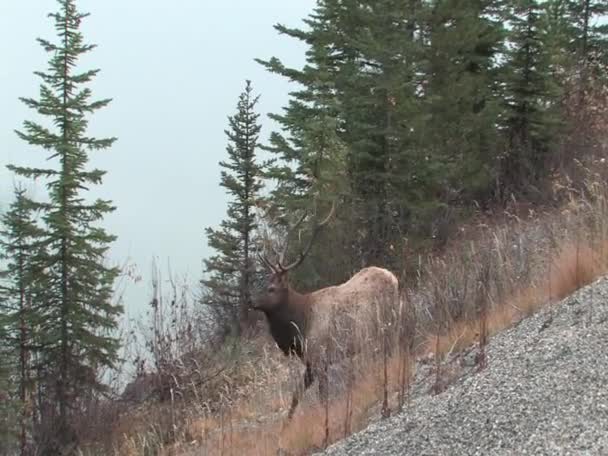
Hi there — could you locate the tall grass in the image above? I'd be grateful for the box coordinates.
[78,161,608,456]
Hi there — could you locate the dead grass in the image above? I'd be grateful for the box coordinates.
[90,238,608,455]
[170,347,414,456]
[81,160,608,456]
[98,229,608,455]
[424,240,608,358]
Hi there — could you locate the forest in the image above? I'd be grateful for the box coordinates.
[1,0,607,455]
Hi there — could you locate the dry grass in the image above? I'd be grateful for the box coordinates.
[414,160,608,363]
[169,347,414,456]
[90,242,608,455]
[99,239,607,455]
[424,240,608,358]
[81,161,608,456]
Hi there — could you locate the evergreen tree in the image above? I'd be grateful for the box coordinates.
[542,0,572,80]
[202,80,264,336]
[256,3,348,216]
[0,186,45,455]
[0,293,19,454]
[0,323,18,455]
[332,0,426,266]
[499,0,561,196]
[559,0,608,160]
[259,0,428,270]
[422,0,505,202]
[202,227,241,333]
[7,0,122,449]
[256,3,353,286]
[566,0,608,86]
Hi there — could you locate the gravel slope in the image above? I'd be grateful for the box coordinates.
[321,277,608,456]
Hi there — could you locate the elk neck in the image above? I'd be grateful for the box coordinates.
[264,288,311,359]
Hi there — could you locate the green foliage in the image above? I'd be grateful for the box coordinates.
[423,0,505,199]
[542,0,573,78]
[0,186,45,453]
[258,0,506,272]
[202,80,265,336]
[0,316,19,455]
[256,5,348,216]
[565,0,608,73]
[500,0,562,195]
[256,3,356,286]
[541,0,608,95]
[255,0,608,281]
[259,0,426,270]
[331,0,427,265]
[7,0,122,447]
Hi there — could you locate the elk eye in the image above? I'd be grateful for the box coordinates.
[268,286,275,293]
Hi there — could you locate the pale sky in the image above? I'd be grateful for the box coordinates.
[0,1,314,319]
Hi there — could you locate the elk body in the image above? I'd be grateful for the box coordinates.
[252,204,401,419]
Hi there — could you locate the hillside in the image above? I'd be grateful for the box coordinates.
[322,276,608,455]
[104,183,608,456]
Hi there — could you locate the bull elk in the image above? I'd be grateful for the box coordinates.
[251,202,401,419]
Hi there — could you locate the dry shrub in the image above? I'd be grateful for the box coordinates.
[179,341,415,456]
[82,160,608,456]
[101,337,294,455]
[419,161,608,360]
[424,238,608,361]
[280,345,414,453]
[547,243,604,300]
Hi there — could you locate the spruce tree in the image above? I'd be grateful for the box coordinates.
[542,0,572,79]
[0,186,46,455]
[256,3,353,286]
[331,0,425,266]
[540,1,608,106]
[202,80,264,336]
[559,0,608,159]
[256,3,347,216]
[0,293,19,454]
[0,324,18,455]
[7,0,122,449]
[259,0,428,270]
[566,0,608,85]
[422,0,505,201]
[500,0,561,196]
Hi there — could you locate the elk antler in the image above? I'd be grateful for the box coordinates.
[257,251,277,274]
[280,201,336,272]
[258,201,336,274]
[278,210,308,267]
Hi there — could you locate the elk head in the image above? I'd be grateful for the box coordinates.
[252,202,335,313]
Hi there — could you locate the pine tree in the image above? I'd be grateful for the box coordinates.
[558,0,608,160]
[202,226,241,334]
[202,80,264,336]
[566,0,608,86]
[422,0,505,202]
[542,0,572,79]
[499,0,561,196]
[256,3,348,216]
[0,295,19,454]
[0,186,46,455]
[7,0,122,449]
[332,0,426,266]
[0,325,18,455]
[256,3,353,286]
[259,0,428,270]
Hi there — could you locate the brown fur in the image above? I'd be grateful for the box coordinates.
[252,266,401,418]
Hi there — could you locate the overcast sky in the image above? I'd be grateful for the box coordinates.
[0,1,314,319]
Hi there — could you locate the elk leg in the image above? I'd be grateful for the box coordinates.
[318,362,330,447]
[318,364,328,404]
[304,361,313,387]
[287,362,313,419]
